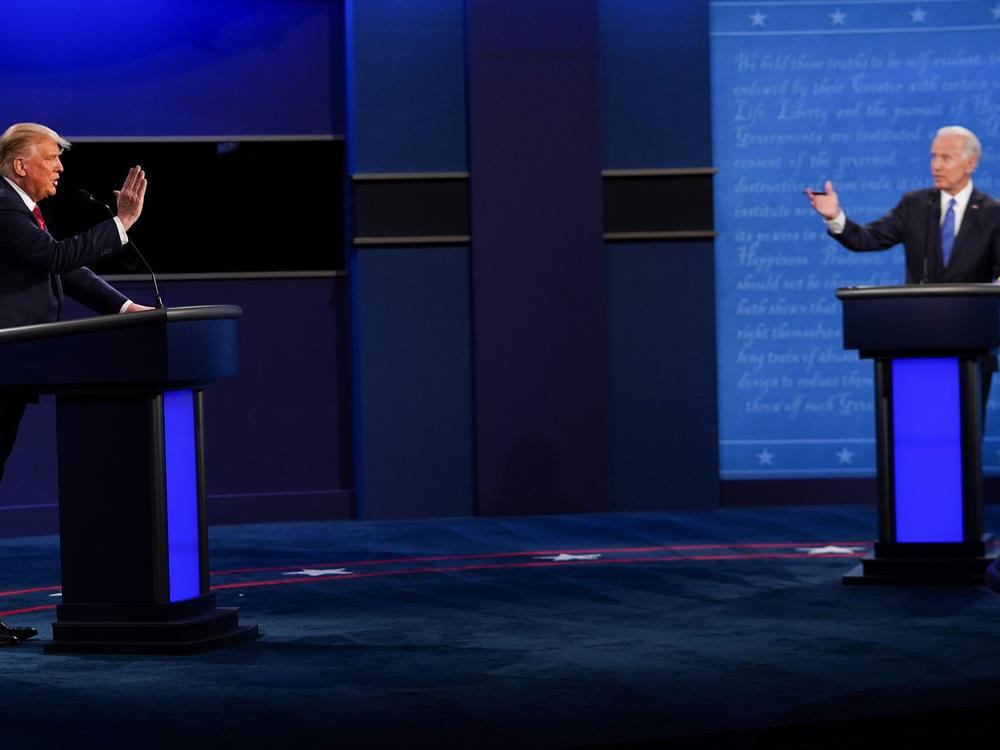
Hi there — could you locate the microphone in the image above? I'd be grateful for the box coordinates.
[922,192,935,284]
[78,189,165,309]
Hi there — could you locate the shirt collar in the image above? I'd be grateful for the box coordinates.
[2,175,36,212]
[941,180,974,211]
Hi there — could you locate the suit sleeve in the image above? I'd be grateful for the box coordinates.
[61,267,128,314]
[0,202,124,274]
[987,203,1000,281]
[830,197,908,252]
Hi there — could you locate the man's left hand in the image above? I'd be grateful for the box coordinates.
[124,302,154,313]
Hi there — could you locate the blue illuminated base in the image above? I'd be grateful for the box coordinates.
[44,594,260,655]
[52,388,258,654]
[842,356,991,585]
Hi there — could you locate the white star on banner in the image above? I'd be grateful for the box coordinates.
[534,554,602,562]
[756,448,774,466]
[748,9,767,27]
[49,592,62,597]
[829,9,847,25]
[283,568,353,577]
[992,4,1000,21]
[797,546,867,555]
[909,7,927,23]
[836,447,854,465]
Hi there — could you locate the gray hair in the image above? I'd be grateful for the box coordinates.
[936,125,981,159]
[0,123,71,176]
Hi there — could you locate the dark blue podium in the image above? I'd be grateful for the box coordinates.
[837,284,1000,585]
[0,306,259,653]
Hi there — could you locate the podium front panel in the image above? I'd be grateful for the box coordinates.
[891,358,964,543]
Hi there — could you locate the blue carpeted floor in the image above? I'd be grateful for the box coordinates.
[1,506,1000,748]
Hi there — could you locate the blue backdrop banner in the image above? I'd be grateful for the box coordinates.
[710,0,1000,478]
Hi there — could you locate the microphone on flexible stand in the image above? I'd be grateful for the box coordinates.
[922,192,935,284]
[77,189,165,309]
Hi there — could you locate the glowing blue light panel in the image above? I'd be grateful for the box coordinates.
[710,1,1000,479]
[892,358,963,543]
[0,1,340,136]
[164,390,200,602]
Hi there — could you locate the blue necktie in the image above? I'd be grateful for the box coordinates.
[941,197,956,266]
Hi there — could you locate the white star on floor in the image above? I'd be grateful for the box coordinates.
[282,568,353,577]
[836,447,854,465]
[748,9,767,27]
[797,546,867,555]
[756,448,774,466]
[829,9,847,25]
[533,554,602,562]
[909,6,926,23]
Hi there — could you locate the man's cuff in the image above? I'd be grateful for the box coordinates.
[119,300,132,314]
[824,211,847,235]
[113,216,128,245]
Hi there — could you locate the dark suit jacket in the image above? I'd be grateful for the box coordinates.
[0,178,126,327]
[831,187,1000,284]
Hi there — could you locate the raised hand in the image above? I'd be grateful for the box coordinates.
[804,180,841,220]
[114,165,147,231]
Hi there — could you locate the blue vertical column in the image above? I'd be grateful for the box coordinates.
[892,358,964,542]
[163,390,201,602]
[466,1,610,514]
[345,0,474,519]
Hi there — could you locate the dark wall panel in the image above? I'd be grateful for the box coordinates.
[599,1,719,510]
[350,247,474,519]
[599,0,712,168]
[345,0,475,519]
[607,241,719,510]
[346,0,467,172]
[467,1,610,515]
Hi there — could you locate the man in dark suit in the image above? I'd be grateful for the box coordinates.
[806,125,999,440]
[806,125,1000,283]
[0,122,149,645]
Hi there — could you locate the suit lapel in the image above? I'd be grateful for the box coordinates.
[1,181,65,317]
[0,180,45,230]
[947,189,983,269]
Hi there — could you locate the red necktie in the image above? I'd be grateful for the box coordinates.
[32,205,47,232]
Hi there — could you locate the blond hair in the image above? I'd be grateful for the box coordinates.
[0,123,71,177]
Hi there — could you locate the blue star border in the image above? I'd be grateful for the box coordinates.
[712,1,1000,37]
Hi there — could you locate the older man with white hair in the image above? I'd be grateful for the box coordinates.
[805,125,1000,284]
[0,122,151,645]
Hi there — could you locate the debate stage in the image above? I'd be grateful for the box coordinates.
[2,505,1000,748]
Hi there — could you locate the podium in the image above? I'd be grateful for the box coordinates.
[0,306,260,653]
[837,284,1000,585]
